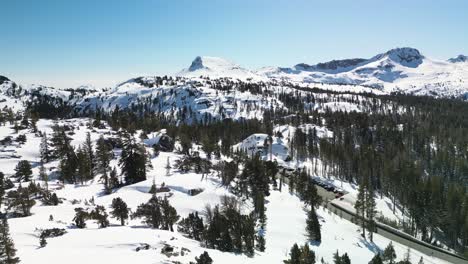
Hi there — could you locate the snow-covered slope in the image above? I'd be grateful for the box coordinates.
[1,118,449,264]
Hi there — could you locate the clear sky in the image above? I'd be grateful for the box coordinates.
[1,0,467,88]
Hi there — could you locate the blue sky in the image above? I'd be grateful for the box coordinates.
[1,0,467,88]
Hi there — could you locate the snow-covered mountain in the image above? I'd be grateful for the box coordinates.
[177,56,263,81]
[173,48,468,98]
[257,47,468,98]
[1,47,468,119]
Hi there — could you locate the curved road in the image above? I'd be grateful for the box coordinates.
[278,173,467,263]
[322,187,468,264]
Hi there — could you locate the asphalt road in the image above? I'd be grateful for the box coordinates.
[325,193,468,264]
[278,174,467,264]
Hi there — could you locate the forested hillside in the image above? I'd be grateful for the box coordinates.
[0,73,466,263]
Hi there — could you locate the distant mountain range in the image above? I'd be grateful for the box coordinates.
[178,47,468,98]
[2,47,468,103]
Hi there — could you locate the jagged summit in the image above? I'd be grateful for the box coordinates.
[0,75,11,85]
[187,56,238,72]
[448,54,468,63]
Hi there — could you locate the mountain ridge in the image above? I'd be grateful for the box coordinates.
[2,47,468,99]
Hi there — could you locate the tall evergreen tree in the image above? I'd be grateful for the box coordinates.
[14,160,32,182]
[6,185,35,217]
[0,218,20,264]
[96,136,112,192]
[382,242,397,264]
[119,132,151,185]
[76,146,91,184]
[59,147,78,183]
[300,243,316,264]
[84,132,95,179]
[0,173,5,211]
[38,162,48,191]
[355,177,368,239]
[365,183,377,242]
[110,197,129,226]
[284,243,301,264]
[40,132,50,162]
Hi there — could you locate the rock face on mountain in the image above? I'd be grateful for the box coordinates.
[0,75,11,85]
[374,47,424,68]
[295,58,367,73]
[448,55,468,63]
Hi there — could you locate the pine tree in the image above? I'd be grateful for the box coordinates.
[160,197,179,231]
[333,250,341,264]
[59,147,78,183]
[300,243,316,264]
[132,196,162,228]
[96,135,112,192]
[369,253,383,264]
[110,197,129,226]
[119,132,151,185]
[333,250,350,264]
[306,208,321,242]
[84,132,95,179]
[148,178,157,195]
[365,183,377,242]
[50,125,72,159]
[109,167,119,189]
[38,162,48,191]
[0,173,5,211]
[6,185,35,217]
[90,205,109,228]
[341,253,351,264]
[14,160,32,182]
[355,177,368,239]
[76,146,91,184]
[194,251,213,264]
[382,242,397,264]
[40,132,50,162]
[0,218,20,264]
[96,136,111,174]
[73,208,89,228]
[284,243,301,264]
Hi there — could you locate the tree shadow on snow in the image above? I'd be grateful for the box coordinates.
[357,237,381,255]
[309,239,322,247]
